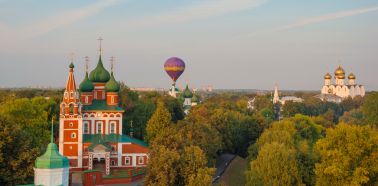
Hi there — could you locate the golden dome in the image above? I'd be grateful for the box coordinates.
[334,65,345,76]
[324,73,332,79]
[348,73,356,79]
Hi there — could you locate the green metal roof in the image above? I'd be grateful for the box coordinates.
[82,100,124,112]
[79,72,94,92]
[182,85,193,98]
[83,134,148,147]
[105,72,120,92]
[35,143,69,169]
[191,94,199,102]
[89,55,110,83]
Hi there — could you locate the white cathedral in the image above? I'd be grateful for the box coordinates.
[320,66,365,101]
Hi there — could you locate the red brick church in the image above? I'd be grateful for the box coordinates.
[58,49,148,175]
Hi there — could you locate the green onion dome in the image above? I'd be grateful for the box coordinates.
[192,94,199,103]
[79,72,94,92]
[182,85,193,98]
[35,143,69,169]
[69,62,74,69]
[178,92,185,102]
[105,72,120,92]
[89,55,110,82]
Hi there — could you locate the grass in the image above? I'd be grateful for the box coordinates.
[217,156,248,186]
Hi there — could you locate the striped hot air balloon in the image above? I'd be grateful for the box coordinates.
[164,57,185,84]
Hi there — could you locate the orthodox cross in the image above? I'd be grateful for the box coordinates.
[84,56,89,73]
[98,37,103,55]
[110,56,115,73]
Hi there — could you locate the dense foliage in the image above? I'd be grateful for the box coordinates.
[0,88,377,186]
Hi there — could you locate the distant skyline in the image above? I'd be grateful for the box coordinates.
[0,0,377,90]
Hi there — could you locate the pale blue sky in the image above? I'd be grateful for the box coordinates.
[0,0,377,90]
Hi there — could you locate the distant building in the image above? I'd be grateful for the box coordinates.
[179,84,199,114]
[168,85,180,98]
[272,85,303,105]
[247,97,256,110]
[319,66,365,103]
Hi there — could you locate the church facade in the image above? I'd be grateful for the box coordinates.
[320,66,365,100]
[58,53,148,175]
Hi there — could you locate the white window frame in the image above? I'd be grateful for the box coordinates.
[71,132,76,139]
[83,122,89,134]
[96,121,103,134]
[125,157,131,165]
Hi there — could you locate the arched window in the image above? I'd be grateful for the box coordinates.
[125,157,131,165]
[111,160,116,166]
[83,122,89,134]
[71,132,76,139]
[110,122,116,134]
[69,104,74,115]
[138,156,144,164]
[61,104,65,114]
[96,122,103,134]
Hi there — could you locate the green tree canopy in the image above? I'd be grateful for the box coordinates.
[315,123,378,186]
[246,142,303,186]
[361,92,378,127]
[145,100,172,143]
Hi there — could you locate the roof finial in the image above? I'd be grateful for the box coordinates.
[85,56,89,73]
[98,37,103,55]
[70,53,75,63]
[69,53,75,69]
[51,117,54,143]
[110,56,114,73]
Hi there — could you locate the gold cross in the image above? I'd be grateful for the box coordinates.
[110,56,115,72]
[84,56,89,73]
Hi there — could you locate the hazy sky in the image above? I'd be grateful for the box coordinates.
[0,0,377,90]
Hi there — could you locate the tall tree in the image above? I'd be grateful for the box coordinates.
[145,100,172,142]
[246,142,303,186]
[0,116,40,185]
[145,145,180,186]
[315,123,378,186]
[361,92,378,127]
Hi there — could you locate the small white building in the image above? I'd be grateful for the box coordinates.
[273,85,303,105]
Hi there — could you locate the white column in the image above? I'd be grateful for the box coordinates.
[88,152,93,170]
[105,152,110,175]
[78,119,83,168]
[59,119,64,154]
[117,143,122,166]
[118,117,122,135]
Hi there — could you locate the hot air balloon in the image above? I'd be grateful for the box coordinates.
[164,57,185,85]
